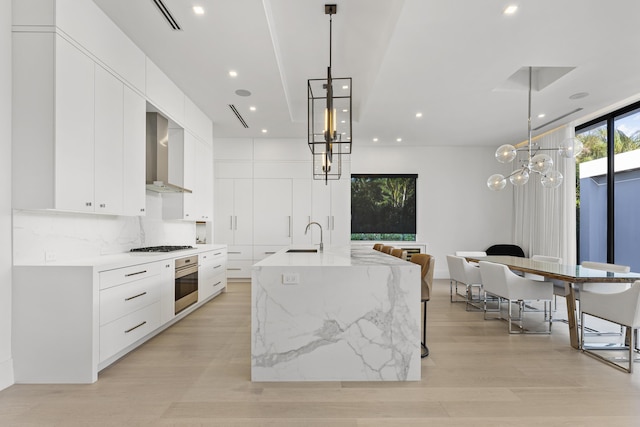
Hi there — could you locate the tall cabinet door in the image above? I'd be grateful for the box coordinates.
[292,179,313,245]
[123,86,146,216]
[311,180,332,245]
[253,179,292,245]
[55,35,95,212]
[329,177,351,246]
[215,178,236,244]
[94,65,124,214]
[233,179,253,245]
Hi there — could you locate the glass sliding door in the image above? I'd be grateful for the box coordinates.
[576,122,608,264]
[575,101,640,272]
[613,109,640,272]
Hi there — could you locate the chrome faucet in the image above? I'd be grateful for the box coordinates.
[305,221,323,252]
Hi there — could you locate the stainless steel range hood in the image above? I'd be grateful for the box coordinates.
[146,113,192,194]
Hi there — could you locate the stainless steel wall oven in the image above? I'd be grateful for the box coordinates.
[175,255,198,314]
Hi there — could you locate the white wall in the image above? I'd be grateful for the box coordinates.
[1,0,15,390]
[214,138,514,279]
[352,144,513,278]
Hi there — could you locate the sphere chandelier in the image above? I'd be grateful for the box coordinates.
[487,67,583,191]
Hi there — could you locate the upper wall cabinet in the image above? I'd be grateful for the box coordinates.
[13,0,146,92]
[145,58,185,126]
[12,34,145,215]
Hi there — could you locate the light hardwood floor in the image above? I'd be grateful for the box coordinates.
[2,279,640,426]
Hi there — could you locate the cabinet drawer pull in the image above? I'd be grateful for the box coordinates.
[214,281,222,286]
[265,251,276,254]
[124,291,147,301]
[86,202,92,207]
[227,268,241,271]
[228,251,241,254]
[214,265,222,269]
[124,270,147,277]
[124,321,147,334]
[214,252,222,256]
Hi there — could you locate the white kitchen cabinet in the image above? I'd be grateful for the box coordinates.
[54,34,96,213]
[215,178,253,245]
[12,33,147,216]
[198,249,227,302]
[292,179,313,245]
[94,65,124,214]
[122,86,147,216]
[195,140,214,221]
[312,175,351,247]
[253,179,293,245]
[13,245,227,383]
[215,179,253,279]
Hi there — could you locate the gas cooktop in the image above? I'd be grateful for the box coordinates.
[130,245,194,253]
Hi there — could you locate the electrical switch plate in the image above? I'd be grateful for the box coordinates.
[282,272,300,285]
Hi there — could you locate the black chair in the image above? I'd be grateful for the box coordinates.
[485,244,525,257]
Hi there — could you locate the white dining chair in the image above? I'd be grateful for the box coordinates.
[446,255,483,309]
[479,261,553,334]
[580,280,640,373]
[579,261,632,337]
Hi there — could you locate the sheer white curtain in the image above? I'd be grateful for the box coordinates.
[512,126,577,264]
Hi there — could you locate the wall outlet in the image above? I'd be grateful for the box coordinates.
[282,272,300,285]
[45,251,57,262]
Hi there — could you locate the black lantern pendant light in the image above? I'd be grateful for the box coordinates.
[307,4,352,183]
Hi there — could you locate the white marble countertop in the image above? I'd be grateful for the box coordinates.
[14,244,227,271]
[253,245,410,268]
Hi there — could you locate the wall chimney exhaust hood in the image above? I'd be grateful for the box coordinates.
[146,113,192,194]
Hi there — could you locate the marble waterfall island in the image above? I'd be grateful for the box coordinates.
[251,246,421,381]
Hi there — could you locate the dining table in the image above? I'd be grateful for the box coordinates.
[464,255,640,349]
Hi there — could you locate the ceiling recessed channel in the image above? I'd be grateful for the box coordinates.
[495,66,576,92]
[151,0,182,31]
[228,105,249,128]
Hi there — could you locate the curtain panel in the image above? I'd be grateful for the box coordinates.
[512,125,577,264]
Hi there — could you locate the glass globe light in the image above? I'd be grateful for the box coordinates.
[558,137,584,158]
[487,174,507,191]
[541,170,564,188]
[509,168,529,186]
[495,144,517,163]
[530,153,553,174]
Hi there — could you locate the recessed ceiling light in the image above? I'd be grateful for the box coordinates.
[373,138,379,142]
[538,113,546,118]
[229,70,238,77]
[569,92,589,100]
[396,138,402,142]
[342,85,349,90]
[415,112,423,118]
[193,6,204,15]
[261,129,267,133]
[249,106,256,111]
[342,109,348,113]
[504,5,518,15]
[341,120,346,124]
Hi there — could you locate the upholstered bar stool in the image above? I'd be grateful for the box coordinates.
[410,253,434,358]
[373,243,384,251]
[381,245,394,255]
[390,248,407,260]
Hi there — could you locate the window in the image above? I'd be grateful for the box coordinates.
[351,174,417,241]
[576,101,640,271]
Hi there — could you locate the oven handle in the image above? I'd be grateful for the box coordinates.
[175,264,198,279]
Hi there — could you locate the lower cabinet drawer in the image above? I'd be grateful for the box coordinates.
[199,272,226,301]
[99,302,161,363]
[100,277,161,326]
[226,260,252,279]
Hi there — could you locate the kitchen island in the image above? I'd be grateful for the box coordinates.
[251,246,421,381]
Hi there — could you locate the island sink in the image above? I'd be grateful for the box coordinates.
[286,249,318,253]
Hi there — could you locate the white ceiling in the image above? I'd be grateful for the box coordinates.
[93,0,640,148]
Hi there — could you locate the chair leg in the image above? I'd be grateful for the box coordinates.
[421,300,429,358]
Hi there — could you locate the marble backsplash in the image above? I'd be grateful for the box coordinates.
[13,192,196,264]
